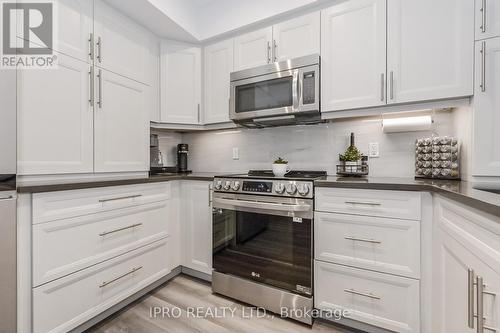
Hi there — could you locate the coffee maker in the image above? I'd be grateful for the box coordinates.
[177,144,190,173]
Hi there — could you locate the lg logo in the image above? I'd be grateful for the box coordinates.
[2,2,53,55]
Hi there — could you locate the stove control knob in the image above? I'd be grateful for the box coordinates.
[231,181,240,191]
[297,183,310,196]
[223,181,231,191]
[214,180,223,190]
[274,182,285,194]
[286,183,297,195]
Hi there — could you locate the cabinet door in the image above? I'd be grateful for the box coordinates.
[272,12,320,62]
[182,181,212,275]
[233,27,272,71]
[52,0,93,62]
[321,0,386,112]
[473,37,500,176]
[204,39,233,124]
[387,0,474,104]
[94,0,151,85]
[17,53,94,175]
[475,0,500,40]
[160,42,201,124]
[94,69,149,173]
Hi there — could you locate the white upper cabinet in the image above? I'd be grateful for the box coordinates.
[51,0,93,63]
[94,0,151,85]
[233,27,273,71]
[17,54,94,175]
[204,39,233,124]
[475,0,500,40]
[473,37,500,176]
[386,0,474,104]
[160,42,201,124]
[321,0,386,112]
[272,12,320,62]
[94,69,149,173]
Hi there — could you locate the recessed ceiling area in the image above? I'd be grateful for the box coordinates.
[104,0,324,42]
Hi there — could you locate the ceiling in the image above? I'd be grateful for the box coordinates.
[105,0,326,43]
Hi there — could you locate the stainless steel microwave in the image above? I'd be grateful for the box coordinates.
[230,54,320,128]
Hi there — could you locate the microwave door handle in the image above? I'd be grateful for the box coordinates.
[292,70,300,111]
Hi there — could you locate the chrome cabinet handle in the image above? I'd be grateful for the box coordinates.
[208,184,213,207]
[97,69,103,108]
[197,103,201,123]
[389,70,394,100]
[89,66,94,106]
[480,41,486,92]
[273,39,278,62]
[0,195,14,200]
[88,33,94,61]
[475,276,498,332]
[344,236,381,244]
[99,266,142,288]
[99,223,143,237]
[345,201,381,206]
[469,269,476,328]
[380,73,385,101]
[344,288,381,300]
[97,36,102,63]
[480,0,487,33]
[99,194,142,203]
[267,41,271,63]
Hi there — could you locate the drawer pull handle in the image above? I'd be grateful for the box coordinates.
[99,223,143,237]
[344,288,381,300]
[99,266,143,288]
[0,195,13,201]
[344,236,382,244]
[99,194,142,203]
[345,201,381,206]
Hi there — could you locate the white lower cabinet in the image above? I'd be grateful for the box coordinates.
[315,261,420,333]
[33,239,169,333]
[433,196,500,332]
[181,181,213,275]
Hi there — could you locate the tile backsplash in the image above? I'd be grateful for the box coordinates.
[156,109,470,179]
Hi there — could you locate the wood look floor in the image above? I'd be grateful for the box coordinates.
[87,275,359,333]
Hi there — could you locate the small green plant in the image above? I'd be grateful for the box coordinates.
[340,145,362,162]
[273,157,288,164]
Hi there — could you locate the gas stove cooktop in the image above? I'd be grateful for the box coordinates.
[213,170,327,198]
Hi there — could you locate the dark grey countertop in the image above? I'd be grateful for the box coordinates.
[17,173,217,194]
[315,177,500,217]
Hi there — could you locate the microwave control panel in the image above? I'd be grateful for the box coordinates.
[302,71,316,105]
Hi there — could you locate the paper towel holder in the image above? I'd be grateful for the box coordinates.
[381,111,434,133]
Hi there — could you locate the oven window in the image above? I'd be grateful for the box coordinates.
[213,208,312,296]
[235,76,293,113]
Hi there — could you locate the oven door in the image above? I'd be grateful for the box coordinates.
[212,193,313,297]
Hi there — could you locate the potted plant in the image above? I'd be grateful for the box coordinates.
[272,157,291,177]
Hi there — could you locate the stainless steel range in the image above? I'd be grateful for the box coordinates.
[211,170,326,325]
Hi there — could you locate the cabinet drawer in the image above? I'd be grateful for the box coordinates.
[33,239,169,333]
[315,261,420,333]
[315,188,421,220]
[33,200,169,286]
[33,182,171,224]
[315,212,420,278]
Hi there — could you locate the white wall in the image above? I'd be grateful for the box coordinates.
[167,111,463,178]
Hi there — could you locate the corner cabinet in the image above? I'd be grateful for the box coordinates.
[473,37,500,176]
[160,42,201,124]
[181,181,213,275]
[433,196,500,333]
[321,0,387,112]
[386,0,474,104]
[204,39,234,124]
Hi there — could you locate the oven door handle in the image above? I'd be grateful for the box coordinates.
[213,197,311,213]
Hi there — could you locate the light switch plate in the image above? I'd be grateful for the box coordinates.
[369,142,380,158]
[232,147,239,160]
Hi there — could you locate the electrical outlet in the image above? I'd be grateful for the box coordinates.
[369,142,380,158]
[232,147,239,160]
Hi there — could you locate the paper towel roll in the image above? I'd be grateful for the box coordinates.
[382,115,433,133]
